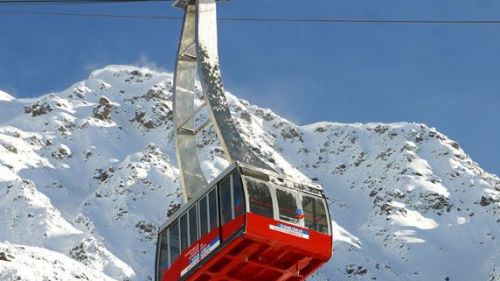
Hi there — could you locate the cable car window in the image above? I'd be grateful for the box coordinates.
[208,188,218,231]
[276,189,299,224]
[199,196,209,237]
[302,195,329,234]
[220,177,233,224]
[169,220,180,263]
[246,178,274,219]
[180,214,189,251]
[233,173,244,218]
[189,206,198,244]
[159,229,169,269]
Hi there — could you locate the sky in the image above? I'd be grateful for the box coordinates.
[0,0,499,175]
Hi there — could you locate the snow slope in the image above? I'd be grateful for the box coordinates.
[0,90,14,102]
[0,65,498,281]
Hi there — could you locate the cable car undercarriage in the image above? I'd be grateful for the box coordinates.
[155,1,333,280]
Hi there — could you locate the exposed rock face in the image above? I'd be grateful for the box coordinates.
[51,144,72,160]
[92,96,113,121]
[0,65,498,281]
[24,100,53,117]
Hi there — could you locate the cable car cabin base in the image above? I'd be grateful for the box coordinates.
[187,227,329,281]
[156,163,333,281]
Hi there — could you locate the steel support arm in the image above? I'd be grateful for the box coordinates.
[173,0,271,202]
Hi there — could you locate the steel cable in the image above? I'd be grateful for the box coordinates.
[2,9,500,25]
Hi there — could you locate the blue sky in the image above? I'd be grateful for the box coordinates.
[0,0,499,174]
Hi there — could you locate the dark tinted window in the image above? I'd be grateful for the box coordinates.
[180,214,189,251]
[302,195,329,234]
[276,189,299,224]
[220,177,233,224]
[159,230,169,269]
[208,189,218,231]
[199,196,209,237]
[233,173,245,218]
[189,206,198,244]
[169,220,180,263]
[246,178,274,219]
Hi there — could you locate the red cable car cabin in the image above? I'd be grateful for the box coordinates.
[155,163,333,281]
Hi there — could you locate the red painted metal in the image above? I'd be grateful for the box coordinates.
[163,212,332,281]
[221,215,245,241]
[163,229,221,281]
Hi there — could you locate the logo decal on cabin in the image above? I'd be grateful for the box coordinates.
[295,208,305,219]
[200,237,220,259]
[180,247,201,277]
[269,223,310,239]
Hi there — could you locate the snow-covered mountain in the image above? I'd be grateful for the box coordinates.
[0,65,498,281]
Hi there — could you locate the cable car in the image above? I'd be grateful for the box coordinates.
[155,163,332,281]
[156,1,334,280]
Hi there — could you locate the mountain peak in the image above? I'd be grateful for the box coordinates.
[0,65,498,281]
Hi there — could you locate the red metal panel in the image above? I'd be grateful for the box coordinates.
[245,213,332,260]
[221,215,245,241]
[163,229,221,281]
[184,213,333,281]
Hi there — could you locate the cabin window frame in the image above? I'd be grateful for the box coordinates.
[270,184,279,220]
[275,187,302,226]
[230,174,235,219]
[166,230,170,267]
[219,175,233,225]
[242,175,331,234]
[232,172,245,218]
[157,227,170,281]
[199,194,209,237]
[242,176,275,220]
[168,219,181,267]
[180,213,189,252]
[300,193,330,235]
[208,187,219,232]
[188,205,198,245]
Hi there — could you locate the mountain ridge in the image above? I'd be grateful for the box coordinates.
[0,65,498,281]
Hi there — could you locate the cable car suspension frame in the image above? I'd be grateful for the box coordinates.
[172,0,271,202]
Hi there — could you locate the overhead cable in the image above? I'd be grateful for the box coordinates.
[0,0,168,5]
[2,9,500,25]
[0,9,179,19]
